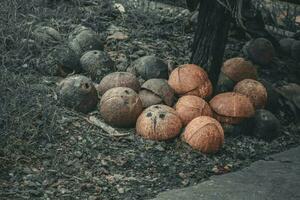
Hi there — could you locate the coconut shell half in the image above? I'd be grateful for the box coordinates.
[182,116,224,153]
[210,92,255,124]
[221,57,258,82]
[136,105,182,141]
[168,64,212,98]
[234,79,268,109]
[100,87,143,127]
[175,95,212,126]
[97,72,140,95]
[141,79,174,106]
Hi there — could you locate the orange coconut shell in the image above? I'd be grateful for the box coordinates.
[234,79,267,109]
[182,116,224,153]
[136,105,182,141]
[100,87,143,127]
[174,95,213,126]
[221,57,258,82]
[209,92,255,124]
[97,72,140,95]
[168,64,212,98]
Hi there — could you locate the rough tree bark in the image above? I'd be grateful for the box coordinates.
[190,0,231,86]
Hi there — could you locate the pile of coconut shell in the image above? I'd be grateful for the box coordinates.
[56,34,292,155]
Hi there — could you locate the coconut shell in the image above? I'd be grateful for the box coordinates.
[234,79,267,109]
[136,105,182,141]
[251,109,281,141]
[80,50,114,81]
[168,64,213,98]
[52,46,82,76]
[58,75,98,113]
[97,72,140,95]
[221,57,258,82]
[182,116,224,153]
[141,79,174,106]
[68,26,104,56]
[139,89,163,108]
[260,80,280,112]
[209,92,255,124]
[131,56,168,80]
[100,87,143,127]
[243,38,275,66]
[175,95,212,126]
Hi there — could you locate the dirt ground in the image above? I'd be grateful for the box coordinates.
[0,0,299,199]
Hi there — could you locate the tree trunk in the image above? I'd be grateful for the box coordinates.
[190,0,231,86]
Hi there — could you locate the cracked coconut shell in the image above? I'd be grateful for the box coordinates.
[100,87,143,128]
[217,57,258,93]
[97,72,140,95]
[168,64,213,99]
[174,95,212,126]
[209,92,255,124]
[234,79,268,109]
[139,79,174,108]
[58,75,98,113]
[182,116,224,154]
[136,105,182,141]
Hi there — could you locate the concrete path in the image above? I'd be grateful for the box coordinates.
[152,146,300,200]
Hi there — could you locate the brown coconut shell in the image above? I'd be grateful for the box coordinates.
[234,79,268,109]
[168,64,213,98]
[209,92,255,124]
[182,116,224,153]
[97,72,140,95]
[221,57,258,82]
[136,105,182,141]
[141,79,174,106]
[174,95,213,126]
[99,87,143,127]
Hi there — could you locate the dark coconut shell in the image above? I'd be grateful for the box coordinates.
[99,87,143,128]
[243,38,275,66]
[216,71,236,93]
[68,26,104,56]
[174,95,212,126]
[182,116,224,153]
[58,75,98,113]
[234,79,268,109]
[53,46,82,76]
[168,64,213,99]
[97,72,140,95]
[279,38,295,56]
[260,80,280,112]
[291,41,300,62]
[136,105,182,141]
[141,79,174,106]
[251,109,281,141]
[221,57,258,82]
[80,50,115,81]
[131,56,168,80]
[209,92,255,124]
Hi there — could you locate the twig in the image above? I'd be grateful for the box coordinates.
[84,116,130,137]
